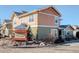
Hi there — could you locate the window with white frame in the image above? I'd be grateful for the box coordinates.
[54,16,59,26]
[13,21,16,25]
[29,15,34,22]
[13,21,17,28]
[13,18,16,25]
[20,19,22,23]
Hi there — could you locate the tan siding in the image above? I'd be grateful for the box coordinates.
[20,14,38,26]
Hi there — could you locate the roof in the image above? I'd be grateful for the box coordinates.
[60,25,69,28]
[0,24,2,30]
[14,12,23,16]
[72,25,79,29]
[11,11,28,20]
[76,26,79,29]
[38,6,61,16]
[15,24,27,29]
[14,11,28,16]
[60,25,75,30]
[4,19,11,23]
[14,6,61,17]
[0,24,2,28]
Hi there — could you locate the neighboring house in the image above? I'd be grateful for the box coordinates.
[0,24,2,34]
[59,25,74,40]
[72,25,79,30]
[72,25,79,39]
[11,6,61,41]
[76,26,79,29]
[2,19,12,37]
[0,24,2,38]
[0,24,1,32]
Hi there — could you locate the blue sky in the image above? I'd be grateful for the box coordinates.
[0,5,79,25]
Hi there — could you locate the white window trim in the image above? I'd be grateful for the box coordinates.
[29,15,34,22]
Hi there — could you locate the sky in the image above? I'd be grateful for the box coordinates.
[0,5,79,25]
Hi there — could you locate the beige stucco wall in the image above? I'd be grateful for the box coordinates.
[12,16,21,28]
[30,27,38,39]
[20,13,38,26]
[20,14,38,39]
[12,13,38,39]
[12,13,38,29]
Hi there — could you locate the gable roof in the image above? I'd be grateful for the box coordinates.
[0,24,2,28]
[72,25,79,29]
[11,6,61,20]
[18,6,61,18]
[38,6,61,16]
[4,19,11,23]
[11,11,28,20]
[14,12,23,16]
[14,11,28,16]
[2,19,11,25]
[60,25,69,28]
[15,24,27,29]
[60,25,74,30]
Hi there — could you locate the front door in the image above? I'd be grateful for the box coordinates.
[58,29,62,39]
[51,29,58,39]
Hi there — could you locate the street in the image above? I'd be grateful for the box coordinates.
[0,39,79,53]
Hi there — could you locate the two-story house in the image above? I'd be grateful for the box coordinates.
[11,6,61,41]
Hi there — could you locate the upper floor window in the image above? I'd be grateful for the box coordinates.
[54,16,59,26]
[21,19,23,24]
[54,16,59,23]
[13,22,16,24]
[29,15,34,22]
[55,20,58,23]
